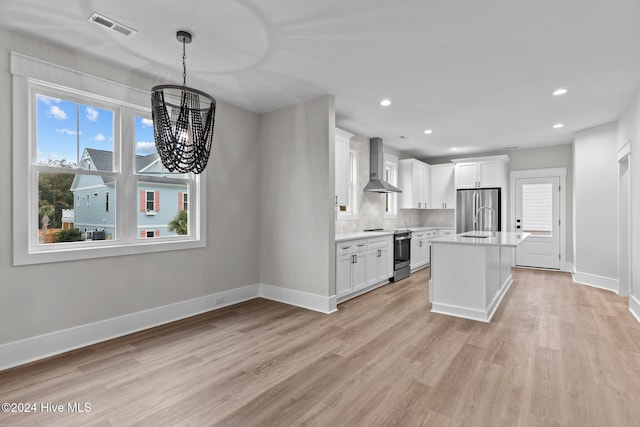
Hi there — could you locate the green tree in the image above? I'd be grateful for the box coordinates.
[168,210,188,235]
[38,159,75,229]
[55,228,85,243]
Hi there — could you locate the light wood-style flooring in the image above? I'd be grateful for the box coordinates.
[2,268,640,426]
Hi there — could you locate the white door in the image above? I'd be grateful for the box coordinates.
[515,177,560,269]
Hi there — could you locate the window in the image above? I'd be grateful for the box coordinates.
[146,191,157,213]
[11,52,206,265]
[521,183,553,236]
[384,154,398,217]
[337,141,359,220]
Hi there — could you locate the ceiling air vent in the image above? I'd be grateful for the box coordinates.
[88,12,137,37]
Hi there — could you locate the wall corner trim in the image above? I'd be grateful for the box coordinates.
[0,284,336,372]
[572,271,619,293]
[630,295,640,325]
[259,284,337,314]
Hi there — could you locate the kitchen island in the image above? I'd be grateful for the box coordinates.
[429,231,528,322]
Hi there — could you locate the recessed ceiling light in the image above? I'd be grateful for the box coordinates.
[552,88,568,96]
[451,147,458,151]
[553,123,564,129]
[380,99,391,106]
[424,129,433,134]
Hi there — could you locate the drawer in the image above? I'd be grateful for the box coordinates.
[336,239,367,255]
[368,236,391,249]
[438,229,454,237]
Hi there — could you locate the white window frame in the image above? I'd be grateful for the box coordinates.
[11,52,206,266]
[384,153,399,218]
[337,141,359,220]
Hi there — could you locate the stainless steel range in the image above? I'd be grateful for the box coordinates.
[391,229,411,282]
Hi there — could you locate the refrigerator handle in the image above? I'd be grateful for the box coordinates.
[473,191,478,231]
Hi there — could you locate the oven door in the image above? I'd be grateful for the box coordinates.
[394,234,411,270]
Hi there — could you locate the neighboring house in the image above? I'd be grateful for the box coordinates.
[70,148,188,240]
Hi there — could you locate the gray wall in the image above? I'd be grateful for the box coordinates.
[573,122,619,281]
[258,96,335,297]
[502,145,574,264]
[0,29,261,345]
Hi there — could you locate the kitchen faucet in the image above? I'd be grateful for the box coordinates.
[474,206,497,232]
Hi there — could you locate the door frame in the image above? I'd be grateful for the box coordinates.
[510,168,567,271]
[617,142,632,297]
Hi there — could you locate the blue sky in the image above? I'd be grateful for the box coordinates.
[36,94,156,165]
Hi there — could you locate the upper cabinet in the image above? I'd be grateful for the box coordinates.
[430,163,455,209]
[399,159,430,209]
[335,128,353,206]
[452,155,509,189]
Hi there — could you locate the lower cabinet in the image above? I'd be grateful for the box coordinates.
[336,236,393,301]
[411,229,438,271]
[366,237,393,287]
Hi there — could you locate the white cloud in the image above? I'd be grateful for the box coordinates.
[49,105,67,120]
[141,118,153,127]
[86,107,99,122]
[38,95,61,105]
[136,141,157,155]
[55,128,77,135]
[94,133,106,141]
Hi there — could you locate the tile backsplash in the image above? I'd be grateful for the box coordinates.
[335,133,455,234]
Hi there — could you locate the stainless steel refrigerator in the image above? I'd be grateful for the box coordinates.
[456,188,501,233]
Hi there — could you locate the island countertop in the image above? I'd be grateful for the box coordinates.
[430,231,529,247]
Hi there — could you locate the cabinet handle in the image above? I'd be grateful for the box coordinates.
[335,195,338,204]
[354,254,358,263]
[357,244,365,247]
[341,245,350,250]
[351,254,356,264]
[418,202,421,208]
[378,249,381,257]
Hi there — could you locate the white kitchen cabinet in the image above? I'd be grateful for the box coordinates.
[453,155,509,189]
[336,235,393,302]
[366,236,393,287]
[334,128,353,206]
[412,229,438,271]
[335,239,368,299]
[399,159,430,209]
[411,232,428,270]
[430,163,455,209]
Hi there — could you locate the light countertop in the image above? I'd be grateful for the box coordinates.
[430,231,529,247]
[335,226,455,242]
[335,231,394,242]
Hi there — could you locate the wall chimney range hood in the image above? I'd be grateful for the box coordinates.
[363,137,402,193]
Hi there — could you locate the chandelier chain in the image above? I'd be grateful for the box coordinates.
[182,38,187,86]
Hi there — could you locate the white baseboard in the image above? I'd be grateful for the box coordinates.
[259,284,337,314]
[630,295,640,325]
[486,276,513,322]
[572,271,619,293]
[0,283,336,372]
[431,302,491,323]
[564,262,575,273]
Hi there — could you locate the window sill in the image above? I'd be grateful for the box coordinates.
[14,237,206,266]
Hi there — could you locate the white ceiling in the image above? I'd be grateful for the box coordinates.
[2,0,640,159]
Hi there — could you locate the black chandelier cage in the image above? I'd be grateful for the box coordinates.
[151,31,216,174]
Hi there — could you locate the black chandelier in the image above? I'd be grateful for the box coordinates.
[151,31,216,174]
